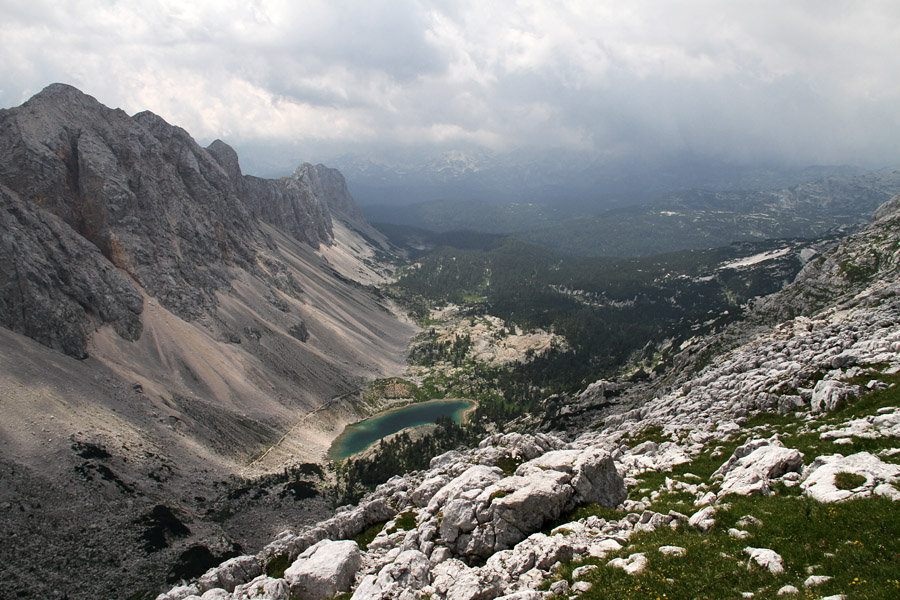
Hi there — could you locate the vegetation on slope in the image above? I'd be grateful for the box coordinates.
[543,371,900,600]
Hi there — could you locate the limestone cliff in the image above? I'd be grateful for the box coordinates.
[0,84,416,600]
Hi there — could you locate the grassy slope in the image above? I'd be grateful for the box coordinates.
[547,372,900,600]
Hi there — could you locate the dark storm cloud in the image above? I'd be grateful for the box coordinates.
[2,0,899,170]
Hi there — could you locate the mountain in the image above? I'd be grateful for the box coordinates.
[0,84,417,598]
[366,168,900,257]
[154,196,900,600]
[524,169,900,256]
[332,148,867,210]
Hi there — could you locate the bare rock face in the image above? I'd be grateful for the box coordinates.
[0,183,143,357]
[294,162,367,227]
[0,83,341,357]
[242,174,334,247]
[756,193,900,321]
[872,193,900,223]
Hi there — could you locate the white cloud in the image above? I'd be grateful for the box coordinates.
[2,0,899,169]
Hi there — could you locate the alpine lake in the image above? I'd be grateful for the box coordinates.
[328,399,475,460]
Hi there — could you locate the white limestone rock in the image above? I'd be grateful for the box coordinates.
[233,575,290,600]
[607,552,648,575]
[744,547,784,574]
[494,593,545,600]
[197,556,263,594]
[353,550,431,600]
[571,581,592,594]
[658,545,686,557]
[688,506,716,532]
[801,452,900,502]
[716,443,804,498]
[412,475,451,507]
[548,580,569,595]
[431,558,503,600]
[588,538,623,557]
[810,380,860,413]
[159,585,201,600]
[571,564,598,580]
[515,448,627,508]
[777,585,799,595]
[804,575,833,587]
[284,540,361,600]
[428,466,504,512]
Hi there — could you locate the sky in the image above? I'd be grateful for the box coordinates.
[2,0,900,177]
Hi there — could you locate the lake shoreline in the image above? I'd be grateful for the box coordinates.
[329,398,477,460]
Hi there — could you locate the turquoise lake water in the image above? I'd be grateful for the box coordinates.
[328,399,475,459]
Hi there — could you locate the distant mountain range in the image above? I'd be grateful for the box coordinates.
[366,167,900,257]
[329,148,869,210]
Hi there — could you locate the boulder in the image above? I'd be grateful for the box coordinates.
[688,507,716,532]
[810,380,860,413]
[197,556,263,593]
[607,553,648,575]
[744,547,784,574]
[353,550,431,600]
[801,452,900,502]
[717,444,804,497]
[431,559,504,600]
[233,575,290,600]
[428,466,504,512]
[284,540,361,600]
[777,585,800,595]
[412,475,451,507]
[658,545,686,557]
[515,448,627,507]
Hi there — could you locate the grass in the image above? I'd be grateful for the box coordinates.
[386,509,417,535]
[550,493,900,600]
[624,425,670,447]
[494,455,524,476]
[834,471,867,491]
[353,521,387,551]
[265,553,291,579]
[545,374,900,600]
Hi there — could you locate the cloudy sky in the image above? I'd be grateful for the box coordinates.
[2,0,900,175]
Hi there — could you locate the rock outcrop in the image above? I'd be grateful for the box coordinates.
[0,83,344,356]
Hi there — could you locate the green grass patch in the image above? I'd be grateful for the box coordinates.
[555,494,900,600]
[386,509,418,535]
[265,553,291,579]
[834,471,867,491]
[625,425,670,447]
[353,521,387,551]
[494,455,524,476]
[489,489,510,503]
[543,502,625,534]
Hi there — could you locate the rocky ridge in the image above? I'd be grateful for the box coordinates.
[155,198,900,600]
[0,85,418,599]
[0,84,374,358]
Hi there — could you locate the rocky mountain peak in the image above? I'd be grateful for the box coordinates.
[294,162,367,227]
[873,193,900,223]
[207,138,244,185]
[0,84,355,357]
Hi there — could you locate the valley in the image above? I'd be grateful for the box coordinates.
[1,84,898,600]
